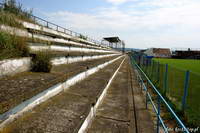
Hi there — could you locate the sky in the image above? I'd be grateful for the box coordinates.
[5,0,200,49]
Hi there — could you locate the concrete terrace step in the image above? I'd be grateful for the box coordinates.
[29,43,118,54]
[27,40,114,53]
[51,54,120,66]
[22,21,110,50]
[0,56,119,115]
[0,25,113,52]
[0,56,124,133]
[87,57,131,132]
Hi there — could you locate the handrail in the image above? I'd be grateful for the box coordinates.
[0,2,110,49]
[130,54,189,133]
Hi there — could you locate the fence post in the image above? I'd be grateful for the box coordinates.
[146,82,148,109]
[182,70,190,111]
[149,59,152,76]
[145,58,148,73]
[157,62,160,83]
[163,64,168,96]
[151,60,154,80]
[157,95,161,133]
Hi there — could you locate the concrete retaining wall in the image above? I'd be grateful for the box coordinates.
[0,57,31,77]
[0,54,119,77]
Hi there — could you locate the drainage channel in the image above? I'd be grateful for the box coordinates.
[0,56,125,133]
[128,60,138,133]
[130,61,155,133]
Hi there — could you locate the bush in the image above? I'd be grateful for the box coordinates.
[0,31,29,60]
[31,52,52,72]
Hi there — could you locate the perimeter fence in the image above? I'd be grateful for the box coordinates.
[132,52,200,127]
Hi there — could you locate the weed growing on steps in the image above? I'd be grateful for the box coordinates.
[0,31,29,60]
[31,51,52,72]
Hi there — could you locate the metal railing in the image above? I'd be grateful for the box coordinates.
[129,54,189,133]
[0,2,110,49]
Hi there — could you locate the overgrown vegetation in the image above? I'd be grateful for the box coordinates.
[0,31,29,60]
[31,52,52,72]
[0,11,24,28]
[0,0,34,28]
[0,1,53,72]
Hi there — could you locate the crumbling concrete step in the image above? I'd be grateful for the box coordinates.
[0,56,119,115]
[87,58,130,132]
[0,57,124,133]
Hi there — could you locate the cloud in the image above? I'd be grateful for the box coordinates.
[105,0,133,5]
[42,0,200,48]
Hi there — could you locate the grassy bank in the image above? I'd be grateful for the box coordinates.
[0,0,34,29]
[0,31,29,60]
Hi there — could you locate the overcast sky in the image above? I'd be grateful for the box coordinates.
[11,0,200,48]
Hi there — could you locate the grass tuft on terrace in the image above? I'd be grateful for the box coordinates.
[0,31,29,60]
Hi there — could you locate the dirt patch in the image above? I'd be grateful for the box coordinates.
[1,57,124,133]
[0,56,119,114]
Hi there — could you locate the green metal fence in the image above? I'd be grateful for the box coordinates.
[133,53,200,127]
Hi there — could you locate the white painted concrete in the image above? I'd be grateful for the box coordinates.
[0,55,123,131]
[51,54,120,65]
[29,44,119,54]
[22,21,111,50]
[0,24,111,51]
[0,57,31,77]
[0,24,118,53]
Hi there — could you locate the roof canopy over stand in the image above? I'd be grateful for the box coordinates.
[102,37,125,52]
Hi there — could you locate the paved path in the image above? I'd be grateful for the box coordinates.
[87,57,155,133]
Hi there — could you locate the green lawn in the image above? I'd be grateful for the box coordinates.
[153,58,200,74]
[152,58,200,126]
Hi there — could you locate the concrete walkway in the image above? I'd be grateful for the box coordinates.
[87,57,155,133]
